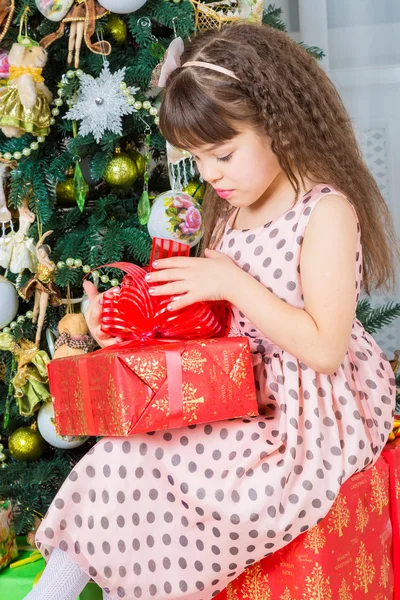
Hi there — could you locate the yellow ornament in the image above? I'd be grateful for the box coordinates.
[8,426,45,461]
[104,149,138,189]
[183,180,206,202]
[56,176,75,207]
[126,148,146,179]
[104,15,127,45]
[56,167,89,209]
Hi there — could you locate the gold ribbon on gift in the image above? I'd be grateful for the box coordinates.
[0,333,51,416]
[39,0,111,57]
[8,66,44,84]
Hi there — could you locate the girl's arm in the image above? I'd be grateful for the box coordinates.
[228,195,358,374]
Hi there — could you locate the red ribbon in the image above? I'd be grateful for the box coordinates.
[97,261,231,341]
[78,354,97,435]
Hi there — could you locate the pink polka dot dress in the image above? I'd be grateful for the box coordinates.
[35,184,396,600]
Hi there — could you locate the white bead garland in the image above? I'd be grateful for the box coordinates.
[57,258,120,287]
[1,307,34,334]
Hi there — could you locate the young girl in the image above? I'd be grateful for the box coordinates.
[28,23,398,600]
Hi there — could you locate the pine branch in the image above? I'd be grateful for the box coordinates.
[263,4,287,31]
[357,301,400,335]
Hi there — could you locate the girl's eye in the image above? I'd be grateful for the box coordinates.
[217,153,233,163]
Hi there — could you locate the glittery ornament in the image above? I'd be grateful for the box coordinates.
[73,161,89,211]
[64,61,137,143]
[56,174,75,207]
[137,132,151,225]
[104,149,138,188]
[126,147,146,178]
[104,14,127,45]
[56,166,89,208]
[183,180,206,202]
[8,426,45,461]
[148,190,204,248]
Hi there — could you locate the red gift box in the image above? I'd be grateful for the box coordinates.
[216,439,400,600]
[49,337,258,437]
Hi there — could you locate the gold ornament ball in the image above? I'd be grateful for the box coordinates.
[126,148,146,179]
[56,175,76,207]
[104,151,138,189]
[8,426,46,461]
[104,15,127,45]
[183,180,206,202]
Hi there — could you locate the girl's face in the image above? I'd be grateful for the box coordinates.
[188,128,282,208]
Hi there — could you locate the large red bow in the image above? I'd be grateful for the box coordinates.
[100,261,231,341]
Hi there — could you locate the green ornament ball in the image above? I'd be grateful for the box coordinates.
[57,168,89,208]
[183,180,206,202]
[126,148,146,179]
[104,150,138,189]
[56,175,75,207]
[8,426,46,461]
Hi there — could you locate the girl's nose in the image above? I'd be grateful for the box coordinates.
[200,163,223,185]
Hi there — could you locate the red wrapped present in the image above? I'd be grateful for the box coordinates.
[216,439,400,600]
[48,247,255,437]
[49,337,258,436]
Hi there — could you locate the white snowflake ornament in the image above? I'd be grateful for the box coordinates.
[64,61,139,143]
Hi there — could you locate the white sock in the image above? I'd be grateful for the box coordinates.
[24,547,90,600]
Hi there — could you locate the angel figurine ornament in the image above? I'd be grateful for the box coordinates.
[9,201,38,273]
[19,231,62,345]
[0,200,38,274]
[39,0,111,69]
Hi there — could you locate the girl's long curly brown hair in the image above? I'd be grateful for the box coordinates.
[159,23,399,293]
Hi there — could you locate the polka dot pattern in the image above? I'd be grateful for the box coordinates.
[35,184,395,600]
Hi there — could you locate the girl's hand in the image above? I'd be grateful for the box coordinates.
[82,281,123,348]
[145,248,244,311]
